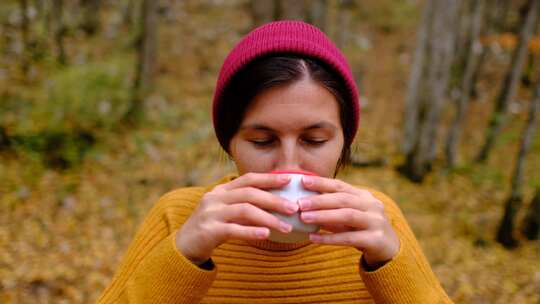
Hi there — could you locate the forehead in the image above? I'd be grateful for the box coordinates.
[241,79,341,129]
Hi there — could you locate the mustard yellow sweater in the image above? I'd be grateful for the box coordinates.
[97,174,453,303]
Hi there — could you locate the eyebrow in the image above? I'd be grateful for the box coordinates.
[240,122,338,132]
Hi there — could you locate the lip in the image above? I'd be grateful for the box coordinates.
[269,170,318,176]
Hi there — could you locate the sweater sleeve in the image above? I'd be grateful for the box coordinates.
[96,188,218,304]
[358,189,454,304]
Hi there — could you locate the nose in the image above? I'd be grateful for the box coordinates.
[274,139,302,171]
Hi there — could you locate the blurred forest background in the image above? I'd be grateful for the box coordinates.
[1,0,540,303]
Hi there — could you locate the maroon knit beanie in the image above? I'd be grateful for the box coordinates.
[212,20,360,150]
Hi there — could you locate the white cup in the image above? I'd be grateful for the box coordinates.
[267,171,320,243]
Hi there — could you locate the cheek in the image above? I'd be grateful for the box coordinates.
[289,136,343,177]
[310,134,343,156]
[317,136,345,173]
[229,139,273,173]
[308,141,343,169]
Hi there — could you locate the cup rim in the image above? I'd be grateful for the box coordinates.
[269,170,318,176]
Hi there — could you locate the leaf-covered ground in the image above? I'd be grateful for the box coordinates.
[1,1,539,303]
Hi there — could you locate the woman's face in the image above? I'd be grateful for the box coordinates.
[229,78,345,178]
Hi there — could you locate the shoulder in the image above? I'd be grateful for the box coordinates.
[156,186,208,210]
[145,186,209,231]
[153,174,236,213]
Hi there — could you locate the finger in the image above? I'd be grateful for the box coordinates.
[298,192,371,212]
[309,231,375,249]
[319,224,353,233]
[301,175,357,195]
[221,172,291,191]
[218,223,271,241]
[222,187,298,214]
[222,203,293,234]
[300,208,375,229]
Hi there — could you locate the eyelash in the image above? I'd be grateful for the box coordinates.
[303,139,327,146]
[249,139,327,147]
[250,139,274,147]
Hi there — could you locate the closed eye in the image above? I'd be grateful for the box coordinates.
[302,139,328,146]
[249,139,275,147]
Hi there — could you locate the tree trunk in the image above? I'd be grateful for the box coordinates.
[402,0,434,156]
[469,0,512,100]
[496,195,523,248]
[420,0,461,164]
[80,0,101,36]
[521,16,540,88]
[250,0,276,27]
[476,0,539,163]
[521,53,536,88]
[36,0,51,37]
[445,0,485,168]
[519,70,540,240]
[19,0,30,75]
[453,0,472,63]
[511,69,540,199]
[137,0,158,97]
[0,126,10,150]
[522,187,540,240]
[124,0,159,124]
[33,0,44,20]
[123,0,135,27]
[334,0,354,49]
[399,0,461,182]
[497,65,540,247]
[307,0,327,32]
[52,0,67,65]
[492,0,511,32]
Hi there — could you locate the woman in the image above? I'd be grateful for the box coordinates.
[97,21,453,303]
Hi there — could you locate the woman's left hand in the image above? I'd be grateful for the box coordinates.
[299,175,400,269]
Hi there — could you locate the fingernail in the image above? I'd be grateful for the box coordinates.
[298,199,311,210]
[301,212,314,222]
[279,175,291,182]
[285,201,298,213]
[302,176,313,186]
[280,222,292,233]
[256,228,269,238]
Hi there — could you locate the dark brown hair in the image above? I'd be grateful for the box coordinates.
[215,54,353,172]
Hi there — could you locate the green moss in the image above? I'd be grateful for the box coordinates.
[1,56,133,168]
[42,57,133,132]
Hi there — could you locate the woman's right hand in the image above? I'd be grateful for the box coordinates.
[175,173,298,264]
